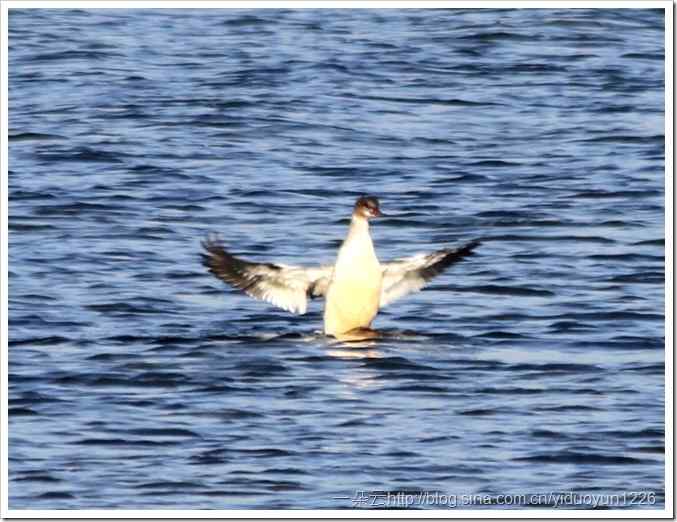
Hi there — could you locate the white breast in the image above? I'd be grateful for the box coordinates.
[334,225,380,278]
[323,218,383,335]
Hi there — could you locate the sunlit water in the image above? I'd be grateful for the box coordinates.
[8,8,665,510]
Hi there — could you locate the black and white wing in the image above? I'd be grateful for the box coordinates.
[380,240,480,307]
[201,237,333,314]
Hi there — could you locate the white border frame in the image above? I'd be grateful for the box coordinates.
[1,1,673,518]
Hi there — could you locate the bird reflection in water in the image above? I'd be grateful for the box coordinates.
[326,339,381,360]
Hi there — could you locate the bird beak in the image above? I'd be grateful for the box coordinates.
[372,208,384,218]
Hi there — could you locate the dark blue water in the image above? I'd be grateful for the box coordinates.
[8,8,665,510]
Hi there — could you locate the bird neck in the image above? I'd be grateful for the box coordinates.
[334,214,378,274]
[342,214,374,254]
[347,213,372,241]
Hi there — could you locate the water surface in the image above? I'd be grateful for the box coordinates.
[8,8,665,510]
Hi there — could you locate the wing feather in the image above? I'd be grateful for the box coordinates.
[380,240,480,307]
[201,237,333,314]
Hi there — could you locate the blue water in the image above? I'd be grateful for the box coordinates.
[8,8,665,510]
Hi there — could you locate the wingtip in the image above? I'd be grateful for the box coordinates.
[200,234,229,272]
[202,234,228,256]
[465,239,482,253]
[451,239,481,258]
[201,233,220,249]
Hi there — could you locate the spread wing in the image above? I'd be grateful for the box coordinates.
[380,240,480,307]
[201,237,333,314]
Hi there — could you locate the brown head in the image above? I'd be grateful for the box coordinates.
[353,195,383,219]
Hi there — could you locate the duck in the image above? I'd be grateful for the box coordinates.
[201,196,480,340]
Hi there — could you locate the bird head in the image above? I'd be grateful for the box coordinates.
[354,195,383,219]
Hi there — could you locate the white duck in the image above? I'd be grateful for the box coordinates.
[202,196,480,340]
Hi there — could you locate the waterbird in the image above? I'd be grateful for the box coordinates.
[201,196,480,341]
